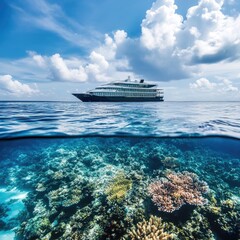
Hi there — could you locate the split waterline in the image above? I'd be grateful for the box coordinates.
[0,101,239,239]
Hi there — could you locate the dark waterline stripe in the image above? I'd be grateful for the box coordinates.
[0,134,239,141]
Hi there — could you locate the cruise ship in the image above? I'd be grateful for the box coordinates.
[72,77,164,102]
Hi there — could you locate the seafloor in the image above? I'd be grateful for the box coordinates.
[0,137,239,240]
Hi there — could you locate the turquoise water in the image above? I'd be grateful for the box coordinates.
[0,102,239,239]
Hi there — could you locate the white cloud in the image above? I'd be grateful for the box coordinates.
[89,51,109,70]
[0,75,39,96]
[49,54,88,82]
[85,51,110,82]
[29,52,88,82]
[220,78,239,92]
[29,30,129,83]
[141,0,182,50]
[190,78,216,90]
[114,30,127,44]
[84,31,129,82]
[28,51,46,67]
[114,0,240,81]
[97,30,128,60]
[117,0,191,81]
[190,77,239,93]
[183,0,240,64]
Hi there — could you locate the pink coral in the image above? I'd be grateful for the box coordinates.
[148,171,209,212]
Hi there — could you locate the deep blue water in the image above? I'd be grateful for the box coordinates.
[0,101,239,240]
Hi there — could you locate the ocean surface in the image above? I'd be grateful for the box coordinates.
[0,101,240,139]
[0,101,239,240]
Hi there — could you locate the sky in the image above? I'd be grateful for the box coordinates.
[0,0,240,101]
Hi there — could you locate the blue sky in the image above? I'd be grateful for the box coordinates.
[0,0,240,101]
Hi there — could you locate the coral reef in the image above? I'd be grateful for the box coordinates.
[148,171,209,212]
[0,137,239,239]
[126,215,173,240]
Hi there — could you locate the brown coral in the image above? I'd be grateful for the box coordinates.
[148,171,209,212]
[127,215,172,240]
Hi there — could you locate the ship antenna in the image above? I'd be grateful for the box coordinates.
[128,76,131,81]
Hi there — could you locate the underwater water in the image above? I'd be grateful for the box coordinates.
[0,102,239,240]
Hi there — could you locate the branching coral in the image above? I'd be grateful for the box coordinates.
[148,171,209,212]
[127,215,172,240]
[105,172,132,202]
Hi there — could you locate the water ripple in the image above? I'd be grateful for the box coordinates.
[0,101,240,139]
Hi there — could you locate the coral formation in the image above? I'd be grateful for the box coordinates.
[105,172,132,202]
[204,196,240,239]
[127,215,172,240]
[176,209,215,239]
[161,156,179,169]
[47,184,82,208]
[148,171,209,212]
